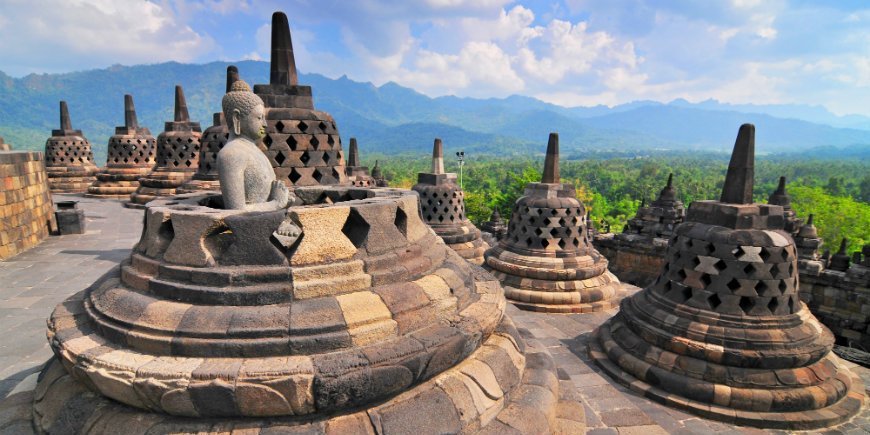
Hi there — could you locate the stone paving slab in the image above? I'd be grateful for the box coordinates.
[0,196,869,434]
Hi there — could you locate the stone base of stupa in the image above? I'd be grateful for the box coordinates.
[125,169,196,209]
[430,222,490,266]
[176,176,220,194]
[85,167,153,199]
[28,313,579,434]
[46,166,99,193]
[486,246,624,313]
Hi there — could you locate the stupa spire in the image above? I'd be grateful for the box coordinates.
[542,132,560,184]
[226,65,240,93]
[173,85,190,122]
[124,94,139,129]
[348,137,360,167]
[269,11,298,86]
[431,138,444,174]
[774,176,786,195]
[719,123,755,204]
[60,101,72,131]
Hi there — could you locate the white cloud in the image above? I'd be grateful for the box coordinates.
[0,0,213,76]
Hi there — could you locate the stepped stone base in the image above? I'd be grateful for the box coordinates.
[589,320,865,430]
[22,314,576,434]
[86,168,153,199]
[126,170,196,209]
[45,167,98,194]
[447,237,489,266]
[176,177,220,194]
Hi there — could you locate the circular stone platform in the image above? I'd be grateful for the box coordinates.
[32,186,569,433]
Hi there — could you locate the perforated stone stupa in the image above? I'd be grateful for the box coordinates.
[255,12,347,186]
[87,94,157,198]
[413,138,489,265]
[589,124,865,430]
[43,101,100,193]
[178,66,240,194]
[485,133,622,313]
[127,86,202,208]
[345,137,376,187]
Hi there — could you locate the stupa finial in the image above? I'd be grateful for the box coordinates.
[174,85,190,122]
[226,65,240,93]
[719,123,755,204]
[59,101,72,131]
[775,176,786,195]
[542,132,560,184]
[270,11,298,86]
[348,137,360,167]
[124,94,139,129]
[432,138,444,174]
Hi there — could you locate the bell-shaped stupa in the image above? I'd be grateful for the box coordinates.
[87,94,157,198]
[484,133,622,313]
[127,85,202,208]
[625,173,686,238]
[768,175,801,234]
[412,138,489,265]
[178,66,240,194]
[43,101,100,192]
[589,124,865,430]
[255,12,346,186]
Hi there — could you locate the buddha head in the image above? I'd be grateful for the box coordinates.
[221,80,266,141]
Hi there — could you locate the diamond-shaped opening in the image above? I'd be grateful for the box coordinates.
[541,239,549,249]
[287,136,298,150]
[572,238,580,247]
[264,135,273,148]
[691,256,701,268]
[323,152,331,164]
[534,228,543,236]
[525,237,533,246]
[394,207,407,237]
[558,239,566,249]
[677,269,687,280]
[727,278,741,292]
[300,152,310,165]
[714,259,727,272]
[275,121,285,132]
[327,135,335,146]
[760,248,771,262]
[311,137,320,149]
[704,243,715,255]
[755,280,769,294]
[743,263,756,276]
[778,280,788,293]
[732,246,744,258]
[536,208,544,215]
[298,121,308,132]
[788,296,795,313]
[558,217,566,226]
[550,209,558,216]
[288,168,302,184]
[707,292,722,309]
[739,296,755,314]
[681,286,693,302]
[275,152,286,165]
[701,273,712,288]
[313,169,324,183]
[767,297,780,314]
[341,208,369,248]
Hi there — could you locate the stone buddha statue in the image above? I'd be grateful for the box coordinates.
[217,80,291,210]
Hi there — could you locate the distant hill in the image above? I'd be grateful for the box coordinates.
[1,61,869,163]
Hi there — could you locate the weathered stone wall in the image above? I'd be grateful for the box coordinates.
[594,233,668,287]
[0,151,57,260]
[799,266,870,351]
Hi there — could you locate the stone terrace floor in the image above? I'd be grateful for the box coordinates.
[1,194,870,434]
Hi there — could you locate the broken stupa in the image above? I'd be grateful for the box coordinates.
[588,124,865,430]
[412,138,489,265]
[178,66,240,194]
[43,101,100,193]
[87,94,157,198]
[484,133,622,313]
[127,85,202,208]
[29,16,578,432]
[345,137,376,187]
[255,12,347,186]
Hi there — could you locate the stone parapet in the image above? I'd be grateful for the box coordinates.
[0,151,57,260]
[594,233,668,287]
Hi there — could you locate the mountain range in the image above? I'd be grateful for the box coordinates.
[2,60,870,163]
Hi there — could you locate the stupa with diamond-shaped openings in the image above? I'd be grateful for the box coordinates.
[588,124,865,430]
[126,85,202,208]
[484,133,622,313]
[254,12,346,186]
[86,94,157,198]
[43,101,100,193]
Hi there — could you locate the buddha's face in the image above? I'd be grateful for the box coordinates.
[235,103,267,141]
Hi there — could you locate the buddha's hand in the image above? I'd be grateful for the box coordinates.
[268,180,290,207]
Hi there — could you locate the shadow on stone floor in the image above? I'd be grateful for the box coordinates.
[59,248,133,261]
[0,363,47,399]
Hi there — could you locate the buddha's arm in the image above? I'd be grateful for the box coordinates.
[241,181,289,211]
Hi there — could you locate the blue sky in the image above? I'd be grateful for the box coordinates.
[2,1,870,115]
